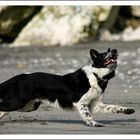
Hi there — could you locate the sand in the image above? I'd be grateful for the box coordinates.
[0,41,140,134]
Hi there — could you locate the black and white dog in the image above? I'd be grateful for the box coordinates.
[0,48,135,127]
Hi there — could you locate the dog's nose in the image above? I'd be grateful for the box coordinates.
[111,49,118,59]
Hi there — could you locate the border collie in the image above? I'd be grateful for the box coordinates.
[0,48,135,127]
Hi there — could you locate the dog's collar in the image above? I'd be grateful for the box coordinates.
[93,72,108,93]
[93,72,108,81]
[93,70,115,81]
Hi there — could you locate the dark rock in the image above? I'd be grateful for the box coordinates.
[0,6,42,43]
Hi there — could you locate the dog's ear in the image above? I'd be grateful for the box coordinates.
[107,48,111,52]
[90,49,99,60]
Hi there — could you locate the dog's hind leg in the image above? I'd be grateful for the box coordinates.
[18,99,42,112]
[0,98,28,111]
[0,112,8,119]
[0,99,8,119]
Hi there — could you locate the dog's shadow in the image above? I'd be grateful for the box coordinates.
[98,119,137,125]
[49,119,83,124]
[0,118,137,126]
[0,119,83,125]
[49,118,137,125]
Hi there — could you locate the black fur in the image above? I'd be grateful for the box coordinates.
[93,73,108,93]
[90,49,107,68]
[34,101,42,110]
[103,70,115,80]
[0,69,90,111]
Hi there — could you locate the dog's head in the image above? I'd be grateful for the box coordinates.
[90,48,118,71]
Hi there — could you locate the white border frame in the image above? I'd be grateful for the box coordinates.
[1,134,140,139]
[0,1,140,6]
[0,1,140,139]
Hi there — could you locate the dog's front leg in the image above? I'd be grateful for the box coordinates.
[0,112,8,119]
[74,88,104,127]
[90,96,135,114]
[74,101,103,127]
[91,103,135,114]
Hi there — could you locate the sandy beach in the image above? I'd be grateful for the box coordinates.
[0,41,140,134]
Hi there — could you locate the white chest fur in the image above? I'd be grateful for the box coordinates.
[83,65,110,83]
[73,65,110,106]
[83,65,110,79]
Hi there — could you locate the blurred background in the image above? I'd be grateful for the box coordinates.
[0,6,140,47]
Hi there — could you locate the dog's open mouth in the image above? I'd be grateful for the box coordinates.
[104,55,118,66]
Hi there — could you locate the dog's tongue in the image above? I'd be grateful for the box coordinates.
[105,59,116,65]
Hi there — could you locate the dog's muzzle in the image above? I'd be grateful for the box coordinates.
[104,49,118,66]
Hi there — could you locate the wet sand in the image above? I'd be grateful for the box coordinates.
[0,41,140,134]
